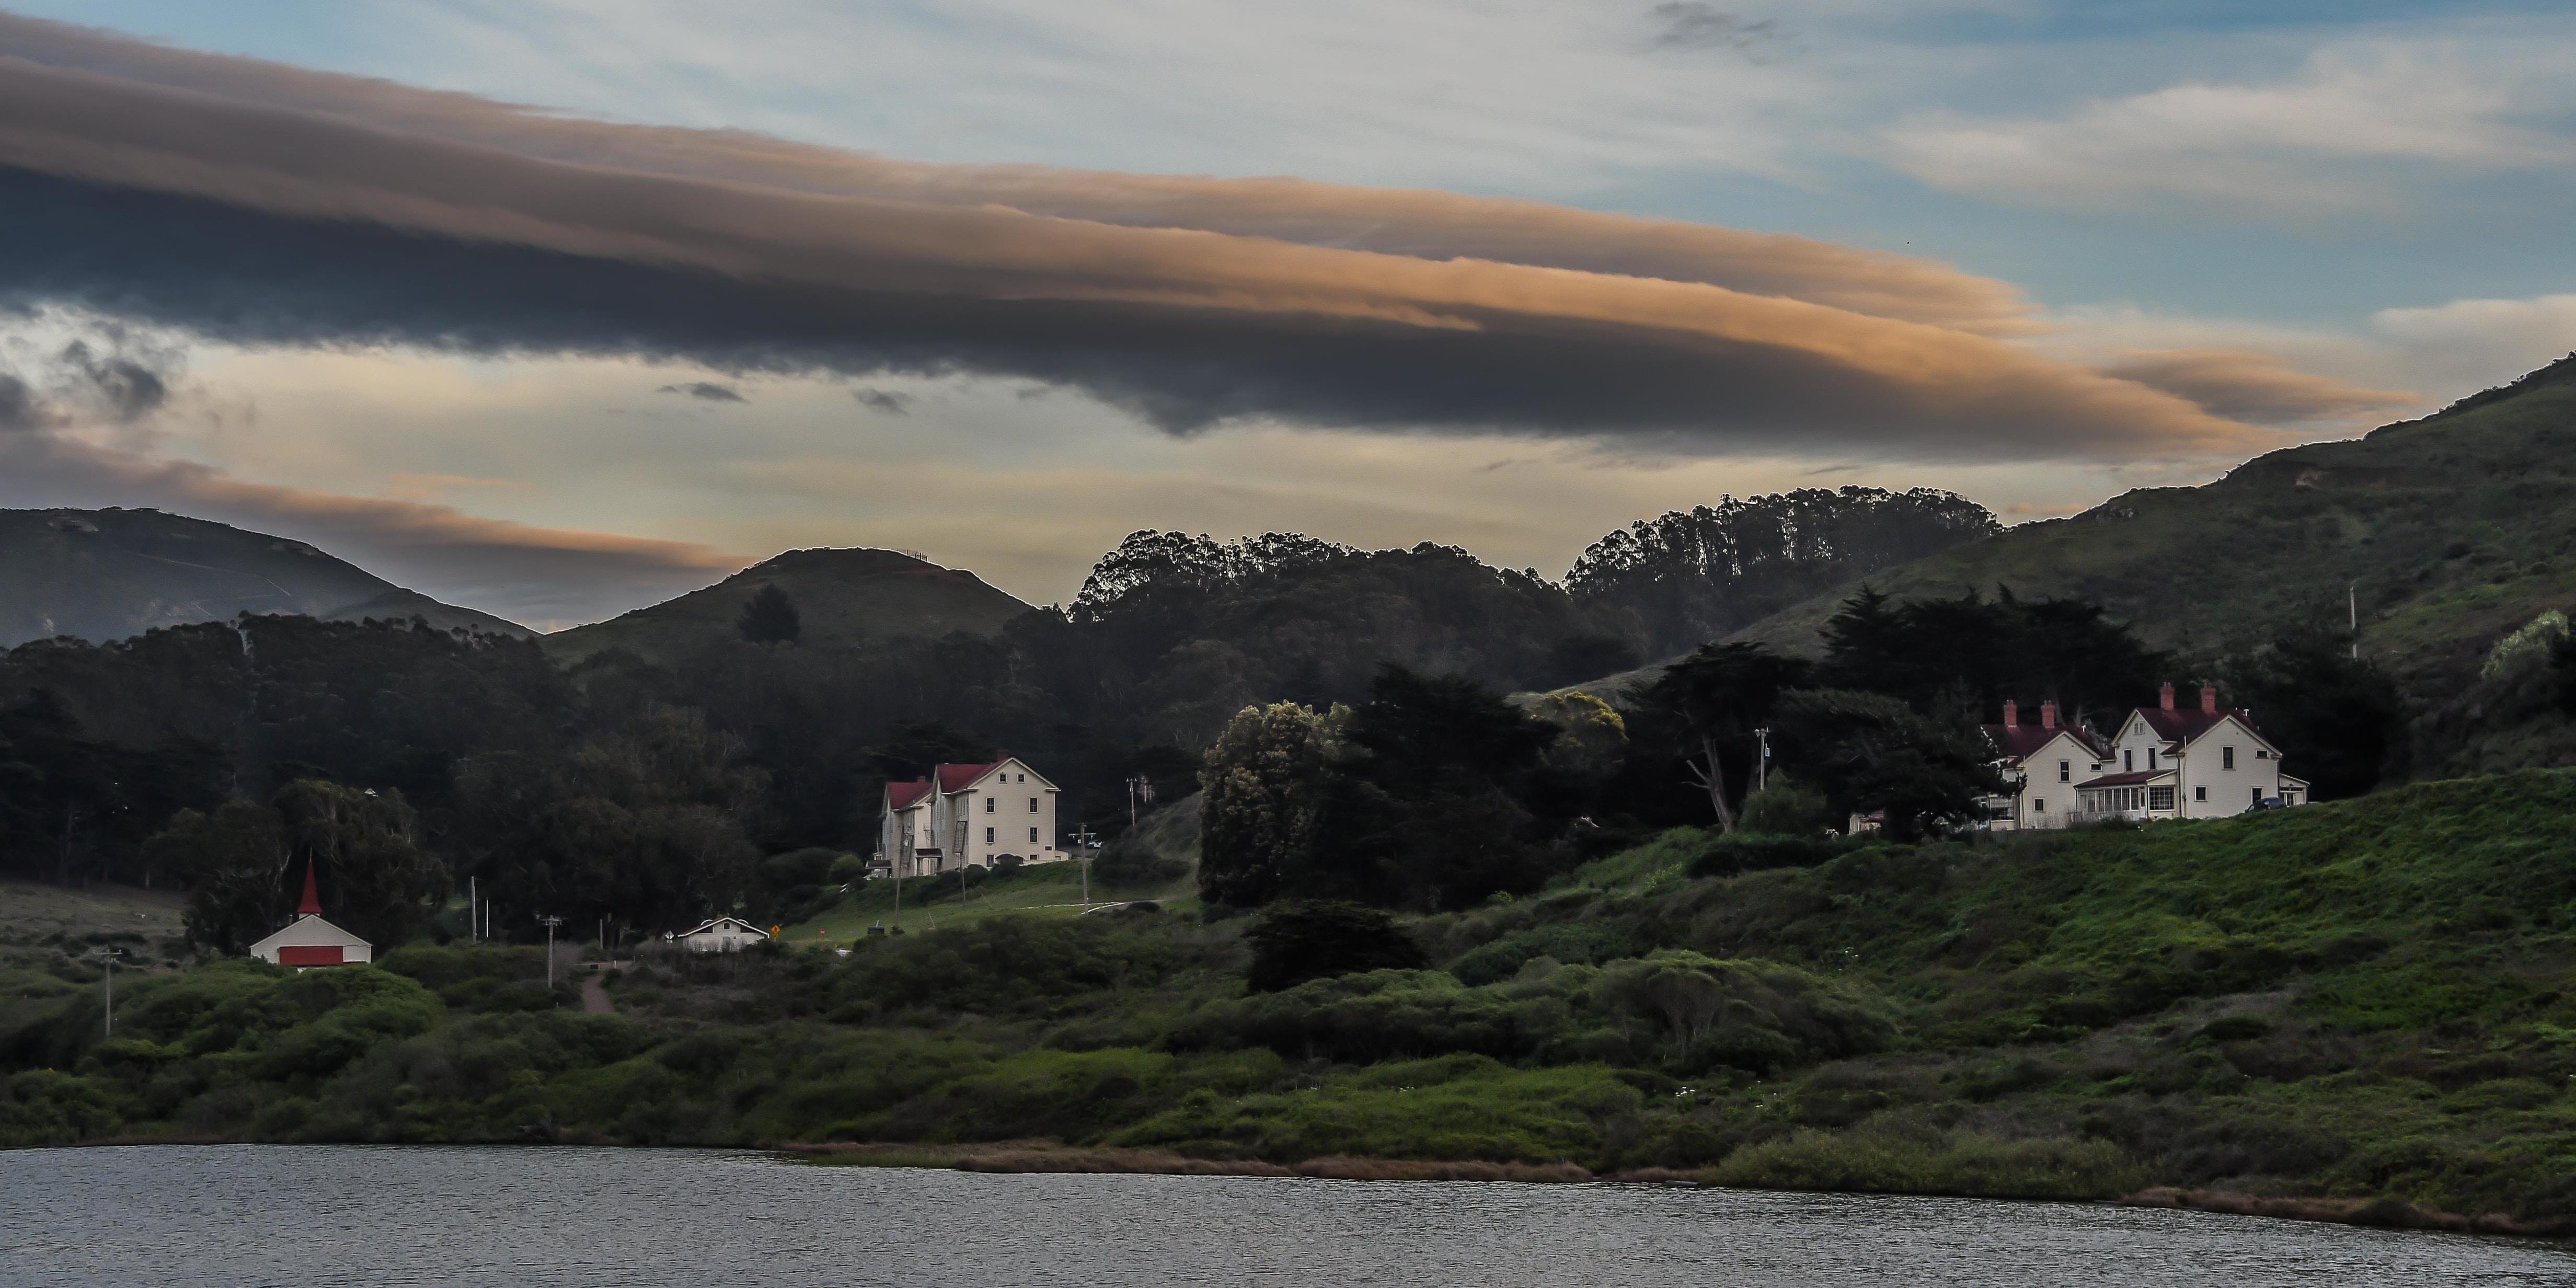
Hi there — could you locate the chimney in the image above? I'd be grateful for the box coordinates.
[297,862,323,917]
[2002,699,2018,729]
[2040,700,2059,729]
[2159,682,2176,711]
[2201,685,2219,715]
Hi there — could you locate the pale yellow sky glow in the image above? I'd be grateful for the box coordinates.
[170,344,2275,615]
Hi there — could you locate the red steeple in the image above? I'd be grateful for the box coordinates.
[297,862,323,917]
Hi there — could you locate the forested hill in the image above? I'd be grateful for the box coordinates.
[1728,356,2576,694]
[1688,356,2576,777]
[0,507,527,646]
[542,547,1031,664]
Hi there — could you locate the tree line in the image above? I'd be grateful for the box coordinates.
[1195,584,2405,913]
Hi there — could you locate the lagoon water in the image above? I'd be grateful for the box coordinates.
[7,1145,2573,1287]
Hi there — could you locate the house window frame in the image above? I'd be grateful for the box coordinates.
[2222,745,2236,770]
[2058,760,2070,783]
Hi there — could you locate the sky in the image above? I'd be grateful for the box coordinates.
[1,2,2573,627]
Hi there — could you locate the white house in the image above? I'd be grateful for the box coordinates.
[1980,699,2113,831]
[672,916,769,953]
[2073,683,2308,823]
[876,756,1064,877]
[248,865,373,967]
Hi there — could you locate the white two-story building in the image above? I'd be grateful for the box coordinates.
[877,756,1065,877]
[1981,698,2112,831]
[2073,683,2307,822]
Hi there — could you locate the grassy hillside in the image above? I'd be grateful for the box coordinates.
[1724,357,2576,703]
[544,547,1031,664]
[0,508,528,646]
[14,775,2576,1227]
[0,881,186,973]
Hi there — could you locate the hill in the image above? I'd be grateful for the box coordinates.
[543,547,1034,664]
[0,507,529,646]
[1724,357,2576,695]
[16,773,2576,1228]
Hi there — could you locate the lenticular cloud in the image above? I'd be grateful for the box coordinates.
[0,12,2329,461]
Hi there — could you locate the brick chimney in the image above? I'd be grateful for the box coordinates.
[2159,682,2176,711]
[2040,700,2059,729]
[2002,699,2018,728]
[2201,684,2219,715]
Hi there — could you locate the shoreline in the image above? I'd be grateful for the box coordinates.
[31,1136,2568,1239]
[773,1141,2573,1237]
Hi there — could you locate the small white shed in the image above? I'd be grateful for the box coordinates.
[672,916,769,953]
[248,865,374,967]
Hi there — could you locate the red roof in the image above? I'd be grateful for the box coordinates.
[886,779,932,810]
[935,761,1001,792]
[2134,707,2267,745]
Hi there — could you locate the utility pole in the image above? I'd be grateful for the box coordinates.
[468,876,477,941]
[1753,728,1772,795]
[538,914,564,988]
[1073,826,1098,908]
[94,948,121,1038]
[2349,580,2360,660]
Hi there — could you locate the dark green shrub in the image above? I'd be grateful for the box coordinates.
[1448,923,1634,986]
[1244,901,1428,993]
[1686,833,1854,879]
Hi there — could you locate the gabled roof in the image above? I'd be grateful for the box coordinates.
[676,916,766,938]
[932,757,1062,794]
[248,913,370,953]
[1985,723,2107,763]
[935,761,1001,792]
[886,779,932,810]
[2130,707,2273,749]
[2075,769,2175,789]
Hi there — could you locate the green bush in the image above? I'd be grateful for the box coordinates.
[1712,1124,2146,1201]
[1447,923,1634,986]
[1590,951,1898,1074]
[1244,901,1428,993]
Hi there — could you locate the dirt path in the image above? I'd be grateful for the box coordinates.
[579,971,614,1015]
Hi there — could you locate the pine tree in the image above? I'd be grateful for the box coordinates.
[735,584,801,645]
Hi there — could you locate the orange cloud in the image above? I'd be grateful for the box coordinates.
[0,13,2292,463]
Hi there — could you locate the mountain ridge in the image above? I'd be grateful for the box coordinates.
[541,545,1035,663]
[0,507,530,647]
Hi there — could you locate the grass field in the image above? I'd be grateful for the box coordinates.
[0,880,188,972]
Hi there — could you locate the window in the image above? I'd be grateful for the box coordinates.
[2251,786,2262,807]
[2033,798,2047,812]
[2222,746,2236,770]
[2090,763,2102,772]
[2256,749,2269,759]
[2124,750,2134,772]
[984,797,995,813]
[985,826,996,844]
[1029,796,1038,812]
[1029,827,1040,844]
[2194,786,2206,801]
[2147,749,2157,770]
[2148,786,2175,810]
[2058,760,2070,783]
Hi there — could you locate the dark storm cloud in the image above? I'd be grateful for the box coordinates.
[659,381,745,402]
[0,13,2340,463]
[0,374,35,432]
[854,388,913,415]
